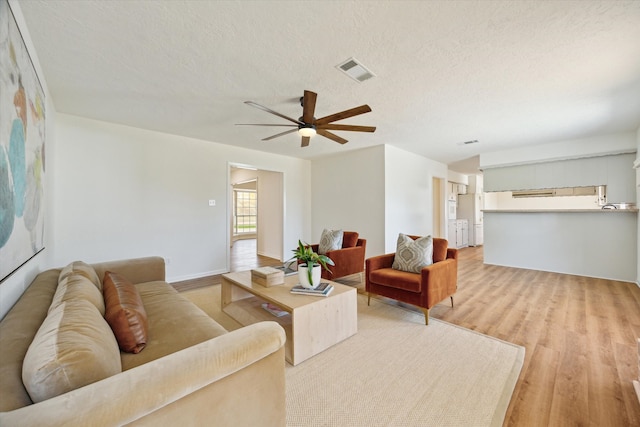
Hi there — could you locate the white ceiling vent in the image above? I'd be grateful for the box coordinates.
[336,57,376,83]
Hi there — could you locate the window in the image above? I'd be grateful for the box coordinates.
[234,189,257,235]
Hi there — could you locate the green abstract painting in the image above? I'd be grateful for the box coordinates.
[0,0,45,282]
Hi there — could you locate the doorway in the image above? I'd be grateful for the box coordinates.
[228,165,284,271]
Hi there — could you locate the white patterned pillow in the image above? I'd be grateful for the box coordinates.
[318,229,344,255]
[392,234,433,273]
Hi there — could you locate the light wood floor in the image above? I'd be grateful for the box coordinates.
[173,241,640,426]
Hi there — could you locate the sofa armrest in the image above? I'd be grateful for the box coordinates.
[421,258,458,308]
[92,256,166,284]
[0,322,286,427]
[325,245,366,277]
[366,253,395,273]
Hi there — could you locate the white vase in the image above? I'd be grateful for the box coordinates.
[298,264,321,289]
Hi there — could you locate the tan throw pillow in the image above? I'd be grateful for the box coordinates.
[59,261,102,291]
[392,233,433,273]
[318,229,343,255]
[22,300,122,403]
[50,274,106,316]
[103,271,148,354]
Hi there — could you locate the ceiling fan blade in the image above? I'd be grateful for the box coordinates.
[236,123,297,127]
[262,128,298,141]
[317,129,348,145]
[302,90,317,124]
[245,101,303,125]
[315,105,372,125]
[316,124,376,133]
[301,136,310,147]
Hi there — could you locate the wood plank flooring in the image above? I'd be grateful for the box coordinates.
[172,241,640,426]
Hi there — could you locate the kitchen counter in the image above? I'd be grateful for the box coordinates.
[483,209,638,213]
[483,209,637,282]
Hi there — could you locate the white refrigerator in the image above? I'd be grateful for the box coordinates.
[457,193,483,246]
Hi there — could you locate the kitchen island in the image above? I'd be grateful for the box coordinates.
[483,209,637,282]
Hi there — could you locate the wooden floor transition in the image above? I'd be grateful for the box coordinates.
[172,241,640,427]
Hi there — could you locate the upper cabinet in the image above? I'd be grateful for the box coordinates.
[447,182,457,201]
[483,153,635,203]
[447,182,468,199]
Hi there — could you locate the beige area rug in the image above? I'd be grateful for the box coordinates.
[182,286,524,427]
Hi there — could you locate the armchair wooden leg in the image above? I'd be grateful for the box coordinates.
[420,308,429,325]
[367,293,371,306]
[450,296,454,308]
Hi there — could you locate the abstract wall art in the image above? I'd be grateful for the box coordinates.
[0,0,46,283]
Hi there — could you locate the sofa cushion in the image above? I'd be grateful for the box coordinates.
[103,271,148,354]
[120,281,228,371]
[369,268,422,292]
[342,231,359,248]
[59,261,102,292]
[0,269,60,412]
[22,299,122,403]
[318,229,343,255]
[50,274,105,316]
[392,233,433,273]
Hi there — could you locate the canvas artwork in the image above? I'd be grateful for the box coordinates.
[0,0,46,283]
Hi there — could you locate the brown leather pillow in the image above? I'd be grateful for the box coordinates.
[103,271,148,354]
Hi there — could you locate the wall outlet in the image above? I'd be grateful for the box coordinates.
[208,199,216,206]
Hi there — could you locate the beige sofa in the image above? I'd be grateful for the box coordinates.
[0,256,286,426]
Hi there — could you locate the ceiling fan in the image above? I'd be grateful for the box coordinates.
[237,90,376,147]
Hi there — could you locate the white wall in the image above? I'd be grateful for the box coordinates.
[54,114,310,282]
[256,170,283,260]
[0,1,56,319]
[447,170,469,185]
[384,145,448,253]
[310,146,386,257]
[491,192,602,210]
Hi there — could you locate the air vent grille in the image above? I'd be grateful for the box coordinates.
[336,57,376,83]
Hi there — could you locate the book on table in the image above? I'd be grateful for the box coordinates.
[290,282,334,297]
[261,303,289,317]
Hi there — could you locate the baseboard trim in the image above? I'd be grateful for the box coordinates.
[167,268,227,283]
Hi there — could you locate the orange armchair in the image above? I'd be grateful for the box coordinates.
[365,236,458,325]
[309,231,367,280]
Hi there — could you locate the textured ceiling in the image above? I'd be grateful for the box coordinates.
[17,0,640,174]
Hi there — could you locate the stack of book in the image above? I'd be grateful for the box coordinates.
[261,303,289,317]
[290,282,334,297]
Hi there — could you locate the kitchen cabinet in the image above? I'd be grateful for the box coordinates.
[456,184,467,195]
[448,219,468,249]
[447,182,457,201]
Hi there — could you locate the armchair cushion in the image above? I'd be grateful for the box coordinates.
[369,268,422,292]
[318,229,343,254]
[342,231,359,248]
[392,233,433,273]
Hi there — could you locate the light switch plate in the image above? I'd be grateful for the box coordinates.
[208,200,216,206]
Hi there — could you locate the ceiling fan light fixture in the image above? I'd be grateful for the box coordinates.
[298,126,316,138]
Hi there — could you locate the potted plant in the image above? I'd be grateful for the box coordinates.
[290,240,334,289]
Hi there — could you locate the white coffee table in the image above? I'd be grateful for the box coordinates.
[221,271,357,366]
